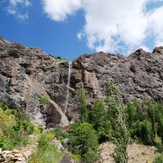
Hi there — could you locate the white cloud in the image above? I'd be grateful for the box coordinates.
[6,0,32,20]
[148,5,163,47]
[42,0,82,21]
[77,32,83,40]
[9,0,31,7]
[138,45,151,52]
[42,0,163,54]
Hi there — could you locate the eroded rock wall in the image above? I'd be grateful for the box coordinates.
[0,36,163,128]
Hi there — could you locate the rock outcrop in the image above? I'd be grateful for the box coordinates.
[0,36,163,127]
[0,144,37,163]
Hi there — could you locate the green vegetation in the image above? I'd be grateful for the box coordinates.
[0,101,66,163]
[1,80,163,163]
[105,80,129,163]
[68,122,99,163]
[0,101,35,150]
[154,154,163,163]
[75,80,163,162]
[76,81,129,162]
[56,56,67,62]
[88,99,110,143]
[51,55,68,66]
[126,99,163,151]
[29,132,63,163]
[38,96,49,104]
[78,89,88,122]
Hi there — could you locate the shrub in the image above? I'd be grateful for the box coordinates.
[68,122,99,163]
[154,154,163,163]
[78,89,88,122]
[89,99,110,143]
[29,132,63,163]
[0,102,35,150]
[0,101,9,110]
[67,152,81,162]
[53,128,68,143]
[126,100,163,149]
[38,96,49,104]
[105,80,129,163]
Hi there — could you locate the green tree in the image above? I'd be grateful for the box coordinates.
[139,119,153,145]
[89,99,105,130]
[105,80,129,163]
[126,102,137,137]
[154,154,163,163]
[89,99,110,143]
[68,122,99,163]
[78,89,88,122]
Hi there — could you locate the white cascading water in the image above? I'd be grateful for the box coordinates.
[64,61,72,113]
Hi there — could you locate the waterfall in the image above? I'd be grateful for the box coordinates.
[64,61,72,113]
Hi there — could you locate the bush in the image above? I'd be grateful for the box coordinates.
[29,132,63,163]
[38,96,49,104]
[105,80,129,163]
[78,89,88,122]
[126,100,163,149]
[89,99,110,143]
[154,154,163,163]
[0,102,35,150]
[68,122,99,163]
[0,101,9,110]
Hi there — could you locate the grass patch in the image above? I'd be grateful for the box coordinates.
[29,133,63,163]
[154,154,163,163]
[0,101,36,150]
[38,96,49,104]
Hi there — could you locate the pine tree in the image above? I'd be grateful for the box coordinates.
[78,89,88,122]
[105,80,130,163]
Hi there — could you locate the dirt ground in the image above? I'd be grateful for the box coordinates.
[96,142,157,163]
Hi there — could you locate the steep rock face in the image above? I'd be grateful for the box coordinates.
[0,37,69,127]
[72,48,163,104]
[0,36,163,127]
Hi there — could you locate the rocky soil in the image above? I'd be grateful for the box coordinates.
[0,138,157,163]
[0,144,37,163]
[0,36,163,128]
[97,142,157,163]
[0,135,38,163]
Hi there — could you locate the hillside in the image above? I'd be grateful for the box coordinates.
[0,37,163,163]
[0,36,163,128]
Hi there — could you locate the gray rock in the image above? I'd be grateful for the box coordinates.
[0,37,163,128]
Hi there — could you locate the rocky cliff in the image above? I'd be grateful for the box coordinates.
[0,36,163,128]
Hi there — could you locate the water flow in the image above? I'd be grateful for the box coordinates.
[64,61,72,113]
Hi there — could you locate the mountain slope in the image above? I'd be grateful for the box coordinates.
[0,36,163,128]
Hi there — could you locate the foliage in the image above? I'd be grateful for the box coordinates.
[67,152,81,162]
[56,56,67,62]
[29,132,63,163]
[154,154,163,163]
[89,99,110,143]
[1,81,163,163]
[89,99,105,130]
[68,122,99,163]
[70,81,163,162]
[105,80,129,163]
[126,100,163,150]
[78,89,88,122]
[0,101,9,110]
[0,101,35,150]
[38,96,49,104]
[53,128,68,141]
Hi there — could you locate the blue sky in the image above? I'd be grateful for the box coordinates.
[0,0,163,61]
